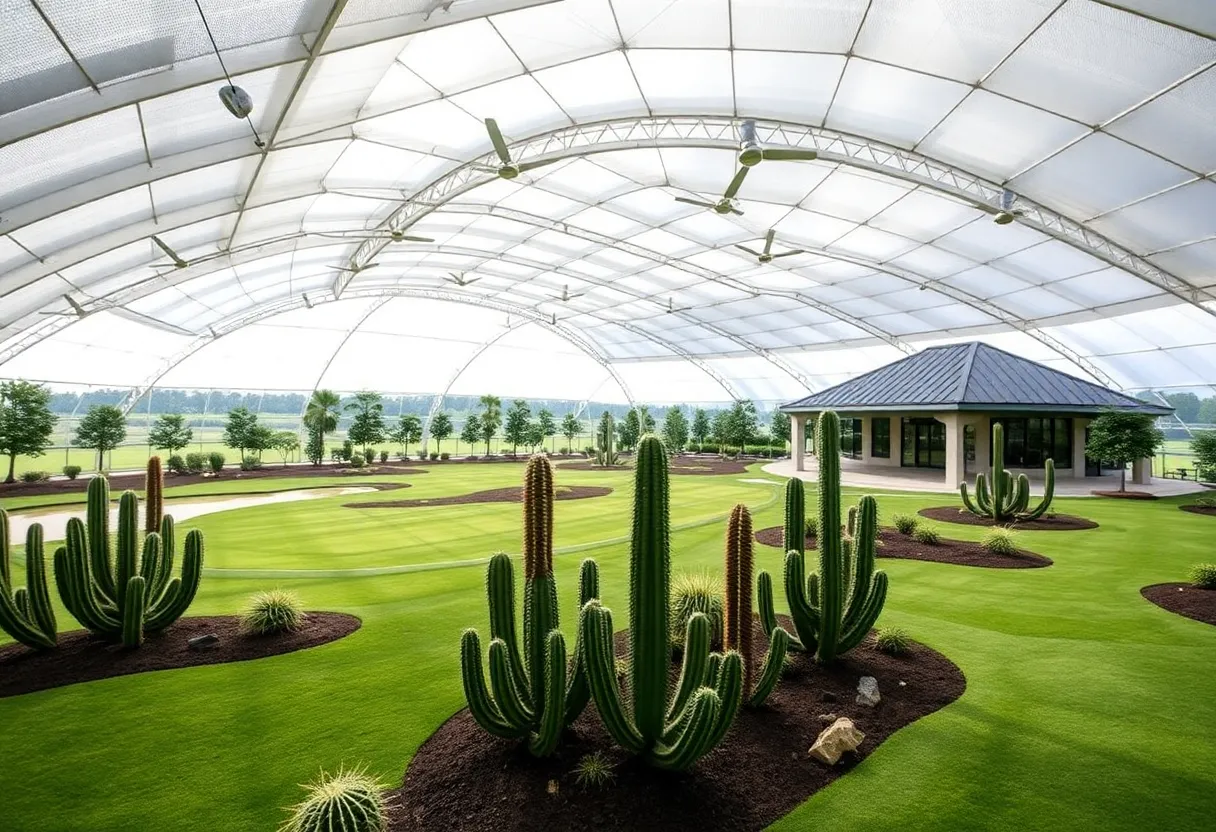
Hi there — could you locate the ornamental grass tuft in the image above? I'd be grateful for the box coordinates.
[874,626,911,655]
[241,589,307,635]
[981,528,1018,556]
[670,569,724,649]
[573,751,616,790]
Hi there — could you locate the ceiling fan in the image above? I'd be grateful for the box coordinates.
[674,166,749,216]
[315,229,434,243]
[993,189,1027,225]
[735,229,805,264]
[664,297,692,314]
[302,293,315,309]
[152,235,191,269]
[446,272,481,287]
[736,119,818,167]
[327,263,380,275]
[476,118,563,180]
[39,293,195,335]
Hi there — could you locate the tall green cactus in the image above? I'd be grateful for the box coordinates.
[460,454,598,756]
[580,434,743,770]
[783,476,806,555]
[960,422,1056,523]
[595,412,618,466]
[53,475,203,648]
[145,456,163,534]
[0,509,57,650]
[758,411,889,664]
[724,504,789,707]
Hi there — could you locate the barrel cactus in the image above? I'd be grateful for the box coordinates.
[580,434,744,770]
[282,766,388,832]
[960,422,1055,523]
[54,475,203,648]
[460,454,598,756]
[0,509,57,650]
[759,411,889,664]
[723,503,788,707]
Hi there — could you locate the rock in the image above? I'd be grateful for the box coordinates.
[898,680,907,687]
[187,634,219,651]
[820,690,838,703]
[808,718,865,765]
[817,713,837,723]
[547,779,559,795]
[856,676,881,707]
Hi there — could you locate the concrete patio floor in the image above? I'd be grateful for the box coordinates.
[761,458,1210,497]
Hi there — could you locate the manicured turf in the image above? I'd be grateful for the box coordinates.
[1,462,1214,831]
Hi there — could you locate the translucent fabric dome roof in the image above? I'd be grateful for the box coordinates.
[2,0,1214,407]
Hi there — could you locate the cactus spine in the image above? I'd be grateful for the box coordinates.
[460,454,597,755]
[960,423,1055,523]
[758,411,889,664]
[0,509,58,650]
[580,435,743,770]
[724,504,789,707]
[54,475,204,648]
[145,456,164,534]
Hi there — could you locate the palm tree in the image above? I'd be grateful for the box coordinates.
[304,389,342,464]
[479,394,502,456]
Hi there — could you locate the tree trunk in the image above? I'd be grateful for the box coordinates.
[5,452,15,484]
[1120,466,1126,492]
[97,448,104,471]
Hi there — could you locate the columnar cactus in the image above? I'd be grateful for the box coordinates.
[960,422,1055,523]
[580,435,744,770]
[724,504,789,707]
[145,455,164,534]
[595,412,618,466]
[0,509,57,650]
[460,455,598,756]
[783,476,806,555]
[758,411,889,664]
[53,475,204,648]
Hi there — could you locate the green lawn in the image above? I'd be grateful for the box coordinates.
[1,462,1214,831]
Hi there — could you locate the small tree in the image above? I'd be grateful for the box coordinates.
[525,420,545,452]
[429,412,454,454]
[0,380,57,483]
[691,408,711,449]
[461,414,482,456]
[345,391,386,457]
[1192,430,1216,481]
[305,424,325,466]
[270,431,299,466]
[1085,411,1164,492]
[770,410,791,451]
[503,399,532,456]
[246,424,275,461]
[148,413,193,456]
[73,405,126,471]
[619,409,641,451]
[561,412,582,452]
[391,414,423,457]
[537,408,557,452]
[479,394,502,455]
[711,410,730,452]
[304,389,342,451]
[724,400,758,453]
[222,407,259,459]
[662,407,689,452]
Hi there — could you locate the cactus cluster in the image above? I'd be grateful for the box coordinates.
[0,509,57,650]
[759,411,889,664]
[723,503,789,707]
[960,422,1055,523]
[595,412,619,467]
[461,455,598,756]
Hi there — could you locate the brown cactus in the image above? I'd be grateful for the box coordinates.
[723,503,755,694]
[144,456,164,535]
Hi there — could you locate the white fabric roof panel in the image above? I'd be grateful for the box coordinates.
[1,0,1214,402]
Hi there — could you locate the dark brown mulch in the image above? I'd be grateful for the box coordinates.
[558,456,753,476]
[1141,583,1216,627]
[917,506,1098,530]
[1180,504,1216,517]
[346,485,613,509]
[390,615,964,832]
[1090,490,1158,500]
[753,526,1051,569]
[7,481,410,513]
[0,613,361,698]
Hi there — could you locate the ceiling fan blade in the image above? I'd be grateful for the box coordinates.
[723,166,749,199]
[38,311,73,317]
[728,206,745,216]
[734,245,762,257]
[674,197,716,209]
[515,158,563,174]
[763,229,776,256]
[771,249,806,259]
[396,235,435,243]
[484,118,512,165]
[151,235,188,268]
[761,148,818,162]
[328,265,357,272]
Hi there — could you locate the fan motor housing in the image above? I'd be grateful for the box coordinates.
[739,141,764,167]
[218,85,254,118]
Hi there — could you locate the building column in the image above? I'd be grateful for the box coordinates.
[859,416,872,464]
[1132,457,1153,485]
[792,415,806,473]
[1071,418,1089,479]
[937,413,965,490]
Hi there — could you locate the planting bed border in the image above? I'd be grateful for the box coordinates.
[0,613,361,698]
[558,456,753,476]
[917,506,1098,531]
[345,485,612,509]
[1179,504,1216,518]
[1141,583,1216,627]
[753,526,1052,569]
[390,616,964,832]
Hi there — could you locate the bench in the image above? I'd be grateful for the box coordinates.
[1163,467,1198,480]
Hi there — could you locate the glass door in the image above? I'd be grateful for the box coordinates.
[901,418,946,469]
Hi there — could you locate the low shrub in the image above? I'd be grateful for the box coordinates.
[365,449,377,464]
[583,445,597,456]
[185,452,207,474]
[349,453,366,469]
[19,470,49,483]
[892,513,918,535]
[166,455,187,475]
[874,626,911,655]
[240,455,262,471]
[282,766,388,832]
[573,751,616,790]
[379,451,389,463]
[670,570,724,649]
[1188,563,1216,589]
[913,526,940,545]
[240,589,306,635]
[1193,496,1216,508]
[62,464,82,480]
[981,528,1018,556]
[429,452,439,461]
[208,452,225,473]
[559,446,569,454]
[439,452,450,461]
[804,516,818,538]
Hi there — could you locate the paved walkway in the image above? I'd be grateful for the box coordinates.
[761,458,1209,497]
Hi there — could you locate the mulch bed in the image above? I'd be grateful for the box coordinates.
[558,456,753,476]
[1141,583,1216,627]
[346,485,613,509]
[389,615,964,832]
[1180,504,1216,517]
[753,526,1051,569]
[0,613,361,698]
[1090,490,1157,499]
[917,506,1098,531]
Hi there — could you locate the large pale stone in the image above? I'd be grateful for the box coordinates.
[856,675,881,707]
[808,717,865,765]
